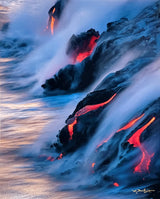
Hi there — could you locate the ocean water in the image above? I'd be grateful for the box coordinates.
[0,56,88,199]
[0,1,86,198]
[0,0,158,198]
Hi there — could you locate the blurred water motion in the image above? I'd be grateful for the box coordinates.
[0,57,90,199]
[0,57,51,198]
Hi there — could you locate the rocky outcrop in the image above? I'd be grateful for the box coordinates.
[42,1,160,94]
[48,0,69,20]
[47,0,69,34]
[52,54,156,153]
[95,98,160,184]
[66,28,100,62]
[51,93,160,193]
[47,2,160,193]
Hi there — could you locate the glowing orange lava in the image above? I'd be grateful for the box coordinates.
[68,118,77,140]
[58,153,63,160]
[97,114,144,149]
[92,163,95,168]
[116,114,144,132]
[113,182,119,187]
[47,156,52,161]
[50,8,55,35]
[76,35,100,62]
[128,117,155,173]
[47,156,55,162]
[50,157,55,162]
[67,93,116,140]
[75,93,116,117]
[96,136,112,149]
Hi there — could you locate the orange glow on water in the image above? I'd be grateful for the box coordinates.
[113,182,119,187]
[67,94,116,140]
[50,8,55,35]
[47,156,52,161]
[50,157,55,162]
[128,117,155,173]
[76,35,100,62]
[46,156,55,162]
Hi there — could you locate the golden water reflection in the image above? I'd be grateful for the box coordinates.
[0,4,93,199]
[0,154,83,199]
[0,89,88,199]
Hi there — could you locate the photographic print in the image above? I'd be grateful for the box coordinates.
[0,0,160,198]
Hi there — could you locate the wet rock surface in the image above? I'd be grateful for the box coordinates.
[47,1,160,194]
[48,0,69,30]
[42,1,160,94]
[66,28,100,62]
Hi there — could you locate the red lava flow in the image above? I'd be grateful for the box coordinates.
[68,93,117,140]
[76,35,100,62]
[96,114,145,149]
[50,8,56,35]
[128,117,155,173]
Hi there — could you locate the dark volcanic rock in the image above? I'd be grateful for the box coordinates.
[53,95,160,190]
[47,0,69,32]
[46,2,160,193]
[66,28,100,62]
[42,1,160,94]
[107,17,129,32]
[52,54,156,153]
[50,2,160,154]
[42,64,75,92]
[54,92,116,153]
[96,98,160,186]
[42,28,100,93]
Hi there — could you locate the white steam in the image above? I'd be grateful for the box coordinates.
[85,58,160,165]
[5,0,156,95]
[39,58,160,190]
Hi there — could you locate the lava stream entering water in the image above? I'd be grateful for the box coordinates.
[96,114,145,149]
[50,8,56,35]
[67,93,117,140]
[58,153,63,160]
[116,114,144,132]
[128,117,155,173]
[91,163,95,168]
[68,118,77,140]
[113,182,119,187]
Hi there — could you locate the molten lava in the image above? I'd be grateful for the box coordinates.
[50,8,56,35]
[68,118,77,140]
[97,114,145,149]
[47,156,52,161]
[67,93,116,140]
[92,163,96,168]
[128,117,155,173]
[76,35,100,63]
[116,114,144,132]
[39,153,64,163]
[75,93,116,117]
[58,153,63,160]
[96,136,112,149]
[113,182,119,187]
